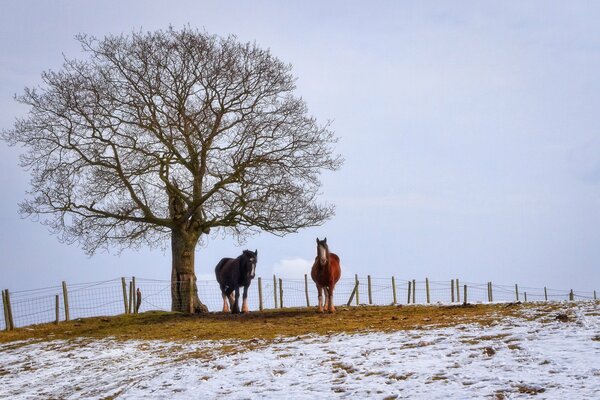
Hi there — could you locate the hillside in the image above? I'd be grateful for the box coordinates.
[1,302,599,398]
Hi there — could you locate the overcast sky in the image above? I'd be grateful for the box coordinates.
[1,1,599,293]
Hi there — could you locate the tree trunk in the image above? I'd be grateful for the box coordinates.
[170,227,208,313]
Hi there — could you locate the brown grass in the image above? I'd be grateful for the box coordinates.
[0,303,538,344]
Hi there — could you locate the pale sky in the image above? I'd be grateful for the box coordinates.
[1,1,599,293]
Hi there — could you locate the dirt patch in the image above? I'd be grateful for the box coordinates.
[0,303,543,344]
[516,384,546,394]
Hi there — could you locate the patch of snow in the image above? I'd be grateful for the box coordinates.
[1,302,599,399]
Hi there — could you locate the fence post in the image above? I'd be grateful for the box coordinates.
[355,274,360,305]
[2,290,6,331]
[347,281,359,306]
[451,280,455,303]
[594,290,597,300]
[2,290,10,331]
[5,290,14,330]
[524,292,527,302]
[456,279,460,303]
[273,275,278,309]
[62,281,70,321]
[189,276,194,314]
[391,276,397,305]
[412,279,416,304]
[132,277,137,314]
[425,278,430,304]
[489,282,493,302]
[515,284,519,302]
[487,282,490,302]
[463,284,468,305]
[569,289,574,301]
[407,281,411,304]
[258,277,263,311]
[55,295,60,324]
[129,281,133,314]
[368,275,372,305]
[279,278,284,308]
[304,274,310,307]
[121,277,129,314]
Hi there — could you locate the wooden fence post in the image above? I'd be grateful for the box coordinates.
[368,275,372,305]
[515,284,519,302]
[2,290,10,331]
[304,274,310,307]
[407,281,411,304]
[2,290,6,331]
[524,292,527,302]
[128,281,133,314]
[544,287,548,301]
[412,279,416,304]
[463,284,467,305]
[5,290,14,330]
[279,278,284,308]
[273,275,278,309]
[451,280,455,302]
[62,281,70,321]
[121,277,129,314]
[391,276,397,305]
[456,279,460,303]
[487,282,490,302]
[132,277,137,314]
[55,295,60,324]
[258,277,263,311]
[189,276,194,314]
[347,281,359,306]
[594,290,597,300]
[425,278,430,304]
[489,282,493,302]
[569,289,574,301]
[355,274,360,305]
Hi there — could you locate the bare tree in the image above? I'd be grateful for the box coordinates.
[1,27,342,312]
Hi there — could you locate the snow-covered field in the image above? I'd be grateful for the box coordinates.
[1,302,599,399]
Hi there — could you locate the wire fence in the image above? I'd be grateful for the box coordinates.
[1,276,598,330]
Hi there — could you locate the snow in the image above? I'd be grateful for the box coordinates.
[1,302,599,399]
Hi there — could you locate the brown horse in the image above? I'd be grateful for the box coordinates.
[311,237,341,313]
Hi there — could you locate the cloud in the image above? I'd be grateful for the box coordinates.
[273,258,313,279]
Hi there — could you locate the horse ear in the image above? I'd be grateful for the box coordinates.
[324,237,327,243]
[316,238,319,243]
[255,249,258,256]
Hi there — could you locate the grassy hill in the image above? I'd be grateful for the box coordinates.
[0,302,563,344]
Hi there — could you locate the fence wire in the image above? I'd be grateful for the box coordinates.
[1,276,597,330]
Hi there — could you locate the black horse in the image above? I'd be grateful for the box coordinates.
[215,250,258,314]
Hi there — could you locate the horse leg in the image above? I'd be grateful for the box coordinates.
[221,291,230,313]
[328,284,336,313]
[228,292,235,312]
[317,285,324,313]
[232,287,241,314]
[323,287,330,311]
[242,285,249,313]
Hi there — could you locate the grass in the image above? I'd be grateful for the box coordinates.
[0,302,552,344]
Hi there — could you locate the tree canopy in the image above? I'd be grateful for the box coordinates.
[3,27,342,253]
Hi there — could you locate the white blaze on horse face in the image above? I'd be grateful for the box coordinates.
[250,258,256,278]
[318,244,327,264]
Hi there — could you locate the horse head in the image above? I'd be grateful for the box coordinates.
[242,249,258,279]
[316,237,329,265]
